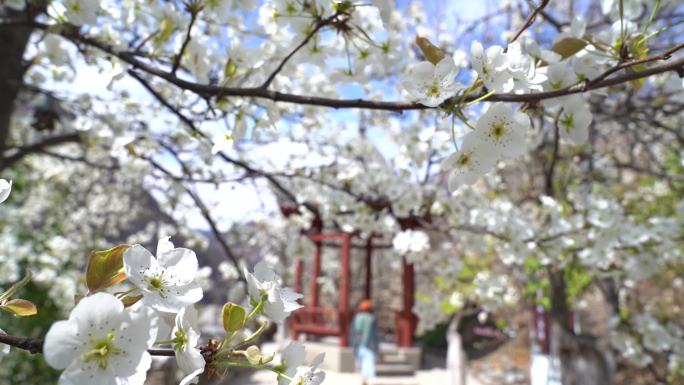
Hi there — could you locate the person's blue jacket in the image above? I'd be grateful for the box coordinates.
[349,312,380,355]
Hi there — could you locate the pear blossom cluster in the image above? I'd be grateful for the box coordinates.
[2,0,684,383]
[38,238,311,385]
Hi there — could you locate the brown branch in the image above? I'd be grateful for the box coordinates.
[0,332,178,357]
[1,132,81,170]
[17,21,682,111]
[545,110,561,197]
[586,41,684,87]
[510,0,551,45]
[171,9,199,75]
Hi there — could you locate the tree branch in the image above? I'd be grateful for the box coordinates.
[510,0,551,45]
[0,332,178,357]
[260,12,340,90]
[1,132,81,170]
[18,21,684,112]
[171,9,199,76]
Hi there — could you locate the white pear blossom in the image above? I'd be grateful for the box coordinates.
[42,35,70,66]
[473,103,530,158]
[403,56,460,107]
[471,41,513,92]
[211,133,234,155]
[63,0,100,25]
[610,330,653,367]
[392,229,430,263]
[218,261,240,281]
[635,314,672,352]
[279,342,306,385]
[544,62,578,92]
[278,342,325,385]
[43,293,158,385]
[123,237,203,313]
[572,51,604,80]
[171,306,204,384]
[245,261,303,322]
[0,179,11,204]
[289,353,326,385]
[505,41,545,92]
[559,96,593,144]
[442,133,496,189]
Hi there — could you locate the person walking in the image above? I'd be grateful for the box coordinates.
[350,299,380,384]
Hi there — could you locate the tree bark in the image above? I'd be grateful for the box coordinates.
[0,7,35,167]
[548,269,614,385]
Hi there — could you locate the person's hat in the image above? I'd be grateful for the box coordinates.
[359,299,372,312]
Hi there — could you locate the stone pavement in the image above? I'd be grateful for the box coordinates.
[229,367,484,385]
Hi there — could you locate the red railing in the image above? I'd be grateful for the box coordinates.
[290,306,349,340]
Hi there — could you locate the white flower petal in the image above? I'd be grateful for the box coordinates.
[156,236,175,256]
[176,346,205,374]
[161,248,199,284]
[0,179,11,204]
[142,282,203,313]
[123,245,156,288]
[179,368,204,385]
[59,359,117,385]
[44,320,84,369]
[69,293,125,334]
[253,261,277,282]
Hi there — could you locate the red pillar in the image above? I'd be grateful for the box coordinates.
[310,241,321,307]
[294,259,303,295]
[364,238,372,300]
[339,233,351,347]
[291,259,304,341]
[396,258,417,347]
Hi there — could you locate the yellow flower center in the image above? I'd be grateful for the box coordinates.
[426,82,441,98]
[560,113,575,133]
[489,121,507,140]
[80,332,120,370]
[456,152,472,167]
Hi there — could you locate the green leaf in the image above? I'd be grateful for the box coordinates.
[1,299,37,317]
[415,36,445,65]
[551,38,587,59]
[121,294,144,307]
[222,302,246,333]
[224,58,238,80]
[86,245,130,293]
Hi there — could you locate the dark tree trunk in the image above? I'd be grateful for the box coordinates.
[548,269,614,385]
[0,7,35,166]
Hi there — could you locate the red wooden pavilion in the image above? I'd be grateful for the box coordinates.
[289,231,417,347]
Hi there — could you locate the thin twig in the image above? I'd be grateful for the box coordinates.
[545,110,561,197]
[171,10,199,75]
[510,0,551,45]
[260,12,340,89]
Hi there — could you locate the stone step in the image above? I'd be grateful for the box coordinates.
[368,377,419,385]
[375,363,416,375]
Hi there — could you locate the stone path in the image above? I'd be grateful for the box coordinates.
[229,368,483,385]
